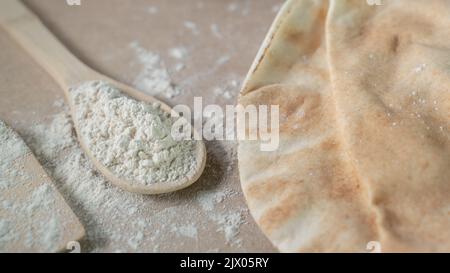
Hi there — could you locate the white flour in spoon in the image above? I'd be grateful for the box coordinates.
[70,81,197,186]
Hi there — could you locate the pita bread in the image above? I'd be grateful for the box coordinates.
[238,0,450,252]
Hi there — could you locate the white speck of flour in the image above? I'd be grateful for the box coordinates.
[414,63,426,73]
[210,24,223,39]
[183,21,200,35]
[169,47,188,60]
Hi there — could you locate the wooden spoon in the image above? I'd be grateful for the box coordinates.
[0,0,206,195]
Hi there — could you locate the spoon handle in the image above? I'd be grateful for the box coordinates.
[0,0,93,89]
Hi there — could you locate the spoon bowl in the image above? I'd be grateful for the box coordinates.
[68,77,207,195]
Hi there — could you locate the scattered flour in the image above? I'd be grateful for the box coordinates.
[130,41,181,99]
[227,3,238,12]
[127,231,144,250]
[216,55,231,66]
[52,99,65,109]
[210,24,223,39]
[0,121,29,161]
[24,113,151,251]
[213,79,240,102]
[18,104,247,252]
[70,81,198,186]
[0,220,10,239]
[228,0,250,16]
[414,63,427,73]
[171,224,198,240]
[214,87,233,102]
[196,189,236,212]
[173,63,186,72]
[183,21,200,35]
[214,210,247,247]
[169,47,188,60]
[0,121,67,252]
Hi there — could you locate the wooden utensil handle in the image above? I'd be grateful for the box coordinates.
[0,0,93,88]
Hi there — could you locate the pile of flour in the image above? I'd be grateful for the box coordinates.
[70,81,197,186]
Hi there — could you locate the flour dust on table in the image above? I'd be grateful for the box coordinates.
[22,108,248,252]
[0,121,81,252]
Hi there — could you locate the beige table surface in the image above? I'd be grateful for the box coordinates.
[0,0,282,252]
